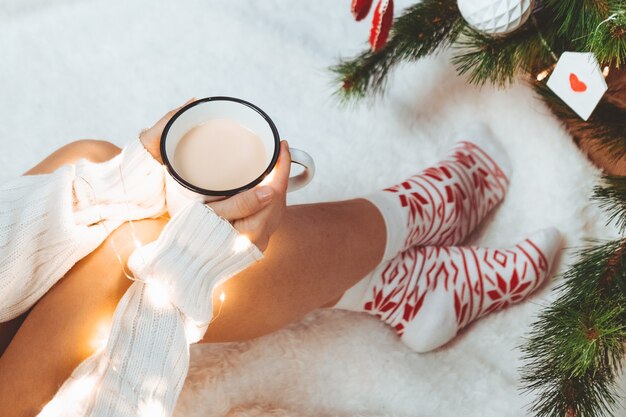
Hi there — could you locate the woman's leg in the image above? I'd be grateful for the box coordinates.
[0,315,27,357]
[0,140,123,357]
[0,141,386,417]
[22,139,122,175]
[201,198,385,341]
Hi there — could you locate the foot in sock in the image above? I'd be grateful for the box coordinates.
[335,228,562,353]
[367,124,511,261]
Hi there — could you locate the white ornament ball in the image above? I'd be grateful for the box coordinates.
[457,0,534,35]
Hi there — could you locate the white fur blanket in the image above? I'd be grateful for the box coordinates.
[0,0,624,416]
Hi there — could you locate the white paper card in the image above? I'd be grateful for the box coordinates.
[546,52,607,121]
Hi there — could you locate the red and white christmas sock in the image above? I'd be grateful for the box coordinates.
[335,228,561,352]
[366,124,511,262]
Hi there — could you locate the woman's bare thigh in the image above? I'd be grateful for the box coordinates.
[0,315,27,357]
[0,139,122,358]
[0,216,167,417]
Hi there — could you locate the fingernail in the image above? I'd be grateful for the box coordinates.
[256,186,273,203]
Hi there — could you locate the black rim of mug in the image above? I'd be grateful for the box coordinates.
[160,96,281,197]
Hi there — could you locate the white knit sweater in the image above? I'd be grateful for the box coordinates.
[0,139,262,416]
[0,139,166,323]
[40,202,262,417]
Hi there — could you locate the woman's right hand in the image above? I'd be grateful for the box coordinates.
[139,98,195,163]
[207,141,291,252]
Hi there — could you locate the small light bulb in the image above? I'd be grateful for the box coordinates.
[219,291,226,302]
[536,69,550,81]
[139,400,166,417]
[39,374,98,415]
[90,320,111,352]
[233,235,251,253]
[71,375,97,399]
[38,399,63,417]
[184,319,207,344]
[146,281,170,308]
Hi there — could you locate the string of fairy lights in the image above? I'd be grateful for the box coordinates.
[532,13,616,82]
[38,151,259,417]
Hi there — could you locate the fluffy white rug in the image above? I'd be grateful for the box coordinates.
[1,1,624,416]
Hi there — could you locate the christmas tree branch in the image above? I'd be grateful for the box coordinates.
[521,239,626,417]
[332,0,465,100]
[544,0,609,41]
[534,81,626,161]
[545,0,626,66]
[594,176,626,233]
[589,6,626,67]
[451,20,555,86]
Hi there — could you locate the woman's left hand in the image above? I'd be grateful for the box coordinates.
[208,141,291,251]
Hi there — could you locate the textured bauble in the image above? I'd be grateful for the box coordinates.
[457,0,534,35]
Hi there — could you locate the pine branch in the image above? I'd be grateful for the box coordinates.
[556,240,626,305]
[594,177,626,233]
[588,4,626,67]
[521,240,626,417]
[523,303,626,417]
[544,0,626,66]
[331,0,465,101]
[333,0,626,98]
[451,17,556,87]
[534,81,626,161]
[522,298,626,417]
[544,0,610,45]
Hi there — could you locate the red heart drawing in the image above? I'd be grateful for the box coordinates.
[569,73,587,92]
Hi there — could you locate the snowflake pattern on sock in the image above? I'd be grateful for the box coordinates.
[384,141,509,250]
[363,235,552,340]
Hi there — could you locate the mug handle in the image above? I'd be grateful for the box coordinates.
[287,147,315,192]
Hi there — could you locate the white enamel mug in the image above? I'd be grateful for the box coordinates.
[160,97,315,209]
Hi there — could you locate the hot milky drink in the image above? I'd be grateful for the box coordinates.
[172,119,267,191]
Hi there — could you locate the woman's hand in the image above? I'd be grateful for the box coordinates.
[207,142,291,251]
[139,98,195,163]
[140,99,290,251]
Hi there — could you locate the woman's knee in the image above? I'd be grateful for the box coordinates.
[63,139,121,163]
[200,279,298,343]
[25,139,122,175]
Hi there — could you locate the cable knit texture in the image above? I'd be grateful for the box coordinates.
[37,202,263,417]
[127,201,263,326]
[0,139,165,322]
